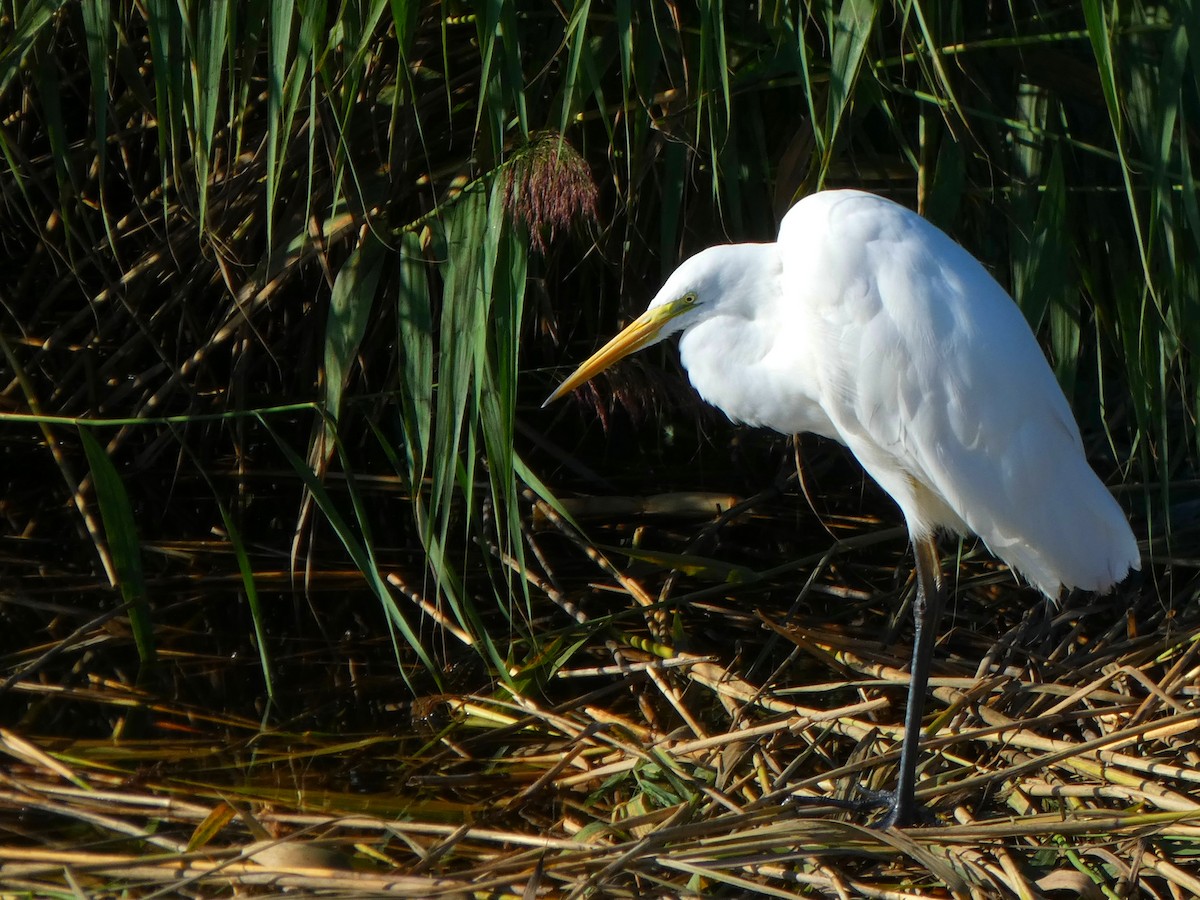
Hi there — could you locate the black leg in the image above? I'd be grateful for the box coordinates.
[877,533,944,827]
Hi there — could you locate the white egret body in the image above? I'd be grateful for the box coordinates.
[546,189,1140,825]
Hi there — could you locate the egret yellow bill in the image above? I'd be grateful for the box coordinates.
[545,189,1139,827]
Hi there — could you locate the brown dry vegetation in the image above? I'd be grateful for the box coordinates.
[2,2,1200,897]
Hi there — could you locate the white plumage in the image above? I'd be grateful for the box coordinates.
[664,190,1138,597]
[546,188,1139,825]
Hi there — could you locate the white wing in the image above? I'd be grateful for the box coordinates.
[777,191,1138,596]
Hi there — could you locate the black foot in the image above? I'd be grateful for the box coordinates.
[852,788,938,828]
[782,794,867,815]
[783,789,935,827]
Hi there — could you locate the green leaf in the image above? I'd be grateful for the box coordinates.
[144,0,184,212]
[258,414,437,684]
[189,0,229,231]
[431,187,488,565]
[79,428,155,665]
[173,427,273,701]
[479,178,530,618]
[1082,0,1155,296]
[394,230,434,487]
[0,0,65,97]
[324,235,387,427]
[79,0,111,226]
[822,0,877,185]
[558,0,594,134]
[266,0,298,244]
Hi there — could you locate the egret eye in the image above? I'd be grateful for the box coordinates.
[545,188,1138,827]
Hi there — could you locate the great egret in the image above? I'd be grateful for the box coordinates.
[545,189,1140,827]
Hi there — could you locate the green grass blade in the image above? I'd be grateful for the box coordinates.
[822,0,877,185]
[558,0,594,135]
[189,0,229,232]
[173,427,273,702]
[78,428,155,666]
[902,0,966,128]
[793,9,826,157]
[31,35,72,203]
[143,0,183,215]
[1081,0,1155,297]
[394,230,433,493]
[389,0,419,54]
[479,180,529,619]
[324,235,386,428]
[258,413,437,685]
[213,506,272,702]
[474,1,529,151]
[513,453,580,531]
[79,0,111,242]
[266,0,296,245]
[431,187,488,590]
[0,0,64,96]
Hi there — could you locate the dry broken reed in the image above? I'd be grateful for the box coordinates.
[3,3,1199,897]
[3,485,1199,899]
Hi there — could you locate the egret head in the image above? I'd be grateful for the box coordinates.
[543,247,735,406]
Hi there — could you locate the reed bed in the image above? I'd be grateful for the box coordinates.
[4,485,1199,896]
[3,2,1200,896]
